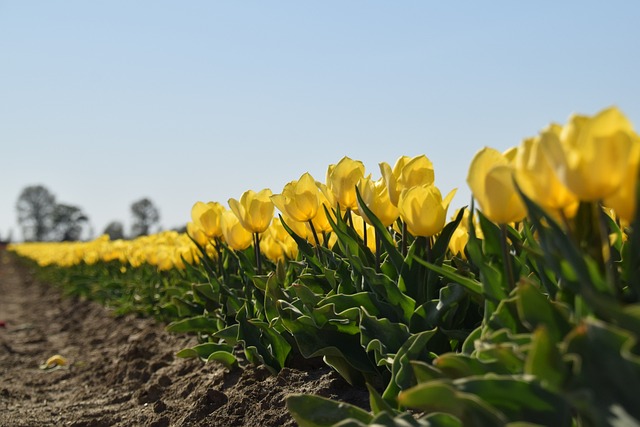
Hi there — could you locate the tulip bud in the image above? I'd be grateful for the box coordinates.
[191,201,225,238]
[448,208,472,258]
[605,135,640,223]
[260,217,298,262]
[542,106,635,201]
[397,184,456,237]
[515,132,578,215]
[311,182,337,233]
[357,176,399,227]
[228,189,274,234]
[187,221,209,247]
[380,155,435,206]
[326,156,365,210]
[467,147,526,224]
[271,172,319,223]
[220,210,253,251]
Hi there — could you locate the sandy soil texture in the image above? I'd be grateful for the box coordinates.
[0,249,368,426]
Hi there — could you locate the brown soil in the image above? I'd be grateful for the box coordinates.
[0,250,368,426]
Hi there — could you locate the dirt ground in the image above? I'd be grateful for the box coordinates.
[0,249,368,426]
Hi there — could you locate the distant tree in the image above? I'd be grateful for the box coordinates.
[172,224,187,234]
[103,221,125,240]
[16,185,56,241]
[50,204,90,241]
[130,198,160,237]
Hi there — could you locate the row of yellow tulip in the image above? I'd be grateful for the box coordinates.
[11,106,637,271]
[9,231,197,271]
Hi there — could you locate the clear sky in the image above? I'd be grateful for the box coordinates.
[1,1,639,240]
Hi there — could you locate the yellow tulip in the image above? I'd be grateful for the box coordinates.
[351,213,377,252]
[220,210,253,251]
[271,172,319,223]
[260,217,298,262]
[191,201,209,224]
[605,135,640,223]
[515,131,578,214]
[542,106,635,201]
[279,212,310,240]
[397,184,456,237]
[380,155,435,206]
[228,189,274,234]
[357,175,399,227]
[326,156,365,210]
[191,201,225,238]
[448,208,471,258]
[311,182,337,233]
[187,221,209,247]
[467,147,526,224]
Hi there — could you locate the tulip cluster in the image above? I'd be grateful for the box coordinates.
[468,106,640,225]
[186,155,458,266]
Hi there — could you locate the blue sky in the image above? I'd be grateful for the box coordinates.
[1,1,639,240]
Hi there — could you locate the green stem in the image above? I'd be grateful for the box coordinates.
[500,224,515,291]
[214,237,224,276]
[375,229,381,272]
[401,221,408,257]
[595,201,616,296]
[362,221,368,248]
[346,208,353,228]
[253,232,262,275]
[308,220,322,260]
[417,236,429,303]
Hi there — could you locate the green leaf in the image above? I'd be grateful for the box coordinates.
[565,318,640,425]
[382,329,438,405]
[361,266,416,324]
[325,205,376,273]
[279,302,378,384]
[192,282,219,303]
[280,215,324,272]
[237,307,291,372]
[176,342,233,359]
[166,315,219,333]
[410,360,445,383]
[322,292,387,319]
[420,413,464,427]
[360,308,411,366]
[477,210,504,259]
[455,376,571,426]
[433,353,511,379]
[399,381,506,427]
[432,207,466,262]
[413,259,483,299]
[286,394,373,427]
[515,281,571,343]
[213,324,240,346]
[206,351,238,368]
[524,326,566,390]
[169,296,202,317]
[367,383,397,416]
[175,343,237,369]
[461,326,481,355]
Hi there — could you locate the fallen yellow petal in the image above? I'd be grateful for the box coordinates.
[41,354,68,369]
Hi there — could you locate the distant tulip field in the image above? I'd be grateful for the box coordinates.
[9,106,640,426]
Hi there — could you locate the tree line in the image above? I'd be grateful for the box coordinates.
[15,185,161,242]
